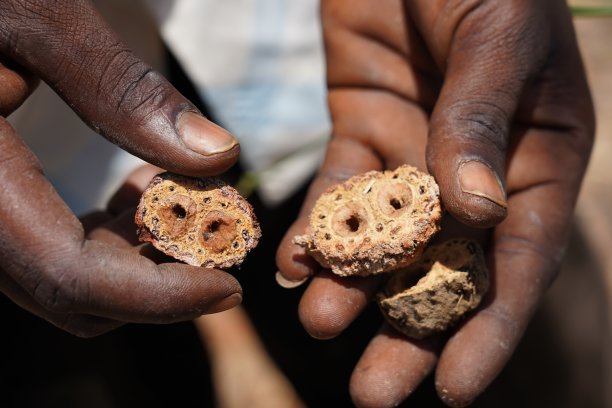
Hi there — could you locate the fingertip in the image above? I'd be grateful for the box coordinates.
[350,325,438,408]
[0,61,38,116]
[276,221,319,282]
[350,360,408,408]
[458,160,507,209]
[431,156,507,229]
[298,289,347,340]
[298,271,378,340]
[156,263,243,317]
[435,309,520,407]
[275,271,309,289]
[175,111,240,175]
[436,380,474,408]
[205,292,243,314]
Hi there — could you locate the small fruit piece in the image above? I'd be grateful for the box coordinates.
[294,165,442,276]
[135,172,261,269]
[377,239,489,339]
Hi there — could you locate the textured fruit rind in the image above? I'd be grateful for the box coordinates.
[135,172,261,269]
[377,239,489,339]
[294,165,442,276]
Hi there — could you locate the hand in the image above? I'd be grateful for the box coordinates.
[0,1,242,337]
[277,0,594,406]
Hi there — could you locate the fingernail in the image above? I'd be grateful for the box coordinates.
[207,293,242,314]
[275,271,309,289]
[178,111,239,156]
[459,160,507,208]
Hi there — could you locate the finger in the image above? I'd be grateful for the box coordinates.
[61,241,244,322]
[298,270,381,339]
[0,119,242,323]
[0,58,39,116]
[409,1,551,228]
[0,270,123,337]
[0,0,238,176]
[350,324,439,408]
[434,127,587,406]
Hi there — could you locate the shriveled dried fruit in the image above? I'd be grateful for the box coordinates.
[135,172,261,269]
[377,239,489,339]
[294,165,442,276]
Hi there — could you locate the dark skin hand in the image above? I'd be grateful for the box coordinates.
[0,0,244,337]
[277,0,594,406]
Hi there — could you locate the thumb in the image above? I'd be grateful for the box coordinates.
[0,0,238,177]
[415,1,550,228]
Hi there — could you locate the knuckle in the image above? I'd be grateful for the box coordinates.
[107,61,170,120]
[26,247,87,313]
[446,100,509,153]
[32,266,80,313]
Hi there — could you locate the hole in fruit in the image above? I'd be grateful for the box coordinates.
[390,198,402,210]
[377,183,412,217]
[331,203,368,237]
[172,204,187,219]
[157,195,195,237]
[199,211,237,253]
[346,215,360,232]
[209,220,220,233]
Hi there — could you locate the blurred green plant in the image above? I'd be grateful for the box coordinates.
[235,171,260,198]
[571,5,612,16]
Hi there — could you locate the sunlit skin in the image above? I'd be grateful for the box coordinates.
[276,0,594,406]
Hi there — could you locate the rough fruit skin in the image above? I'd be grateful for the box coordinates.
[294,165,442,277]
[135,172,261,269]
[378,239,490,339]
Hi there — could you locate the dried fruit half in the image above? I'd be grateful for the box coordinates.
[294,165,442,276]
[378,239,490,339]
[135,172,261,269]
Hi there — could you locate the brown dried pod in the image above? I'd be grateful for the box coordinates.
[294,165,442,276]
[135,172,261,269]
[377,239,490,339]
